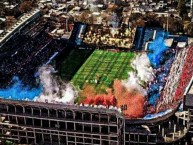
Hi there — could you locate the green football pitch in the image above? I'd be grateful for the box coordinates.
[58,49,93,81]
[71,50,135,93]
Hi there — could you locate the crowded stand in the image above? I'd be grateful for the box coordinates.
[174,45,193,101]
[0,31,50,73]
[0,19,66,88]
[71,27,189,119]
[0,21,191,120]
[83,25,136,49]
[0,9,41,47]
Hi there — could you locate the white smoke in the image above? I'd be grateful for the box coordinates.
[132,53,155,83]
[38,66,59,97]
[35,65,77,104]
[122,72,147,96]
[57,83,76,104]
[122,53,155,96]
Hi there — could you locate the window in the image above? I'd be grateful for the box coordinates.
[32,107,40,116]
[15,105,23,114]
[66,110,74,119]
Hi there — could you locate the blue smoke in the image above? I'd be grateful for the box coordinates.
[146,30,176,106]
[148,31,168,68]
[0,76,42,101]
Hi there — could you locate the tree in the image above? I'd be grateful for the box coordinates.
[177,0,188,20]
[19,1,33,13]
[5,16,17,28]
[136,18,145,27]
[185,22,193,36]
[78,10,93,24]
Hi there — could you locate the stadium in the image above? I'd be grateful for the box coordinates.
[0,11,193,145]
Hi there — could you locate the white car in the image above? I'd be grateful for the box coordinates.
[148,8,153,12]
[168,9,176,12]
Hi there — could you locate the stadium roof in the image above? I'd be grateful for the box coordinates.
[0,9,40,46]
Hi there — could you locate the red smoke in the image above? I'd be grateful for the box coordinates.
[81,80,145,118]
[113,80,145,118]
[83,93,116,106]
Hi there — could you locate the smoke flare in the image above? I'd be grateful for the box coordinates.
[36,65,77,104]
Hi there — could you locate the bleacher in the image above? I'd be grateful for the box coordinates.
[69,22,87,46]
[0,16,70,88]
[132,27,144,50]
[0,9,41,48]
[174,45,193,101]
[132,27,165,51]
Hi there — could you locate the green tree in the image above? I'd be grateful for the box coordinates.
[19,1,33,13]
[177,0,188,20]
[185,22,193,36]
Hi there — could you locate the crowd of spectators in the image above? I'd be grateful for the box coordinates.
[18,39,66,87]
[83,25,136,49]
[0,20,66,88]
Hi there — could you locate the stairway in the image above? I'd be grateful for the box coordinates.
[160,111,189,143]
